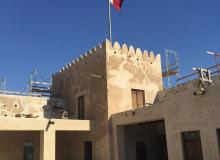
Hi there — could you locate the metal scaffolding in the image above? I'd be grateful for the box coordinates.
[162,49,181,88]
[28,69,51,96]
[176,64,220,84]
[177,51,220,84]
[0,77,6,93]
[207,51,220,78]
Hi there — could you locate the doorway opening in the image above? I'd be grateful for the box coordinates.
[117,120,168,160]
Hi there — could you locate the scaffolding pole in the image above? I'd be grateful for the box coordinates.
[28,69,51,96]
[163,49,181,88]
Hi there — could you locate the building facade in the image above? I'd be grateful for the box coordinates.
[0,40,219,160]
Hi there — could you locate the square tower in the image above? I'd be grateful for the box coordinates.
[52,39,163,160]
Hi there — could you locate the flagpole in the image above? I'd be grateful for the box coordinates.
[108,0,112,41]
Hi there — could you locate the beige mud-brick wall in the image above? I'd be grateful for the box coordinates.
[0,95,48,118]
[106,40,163,116]
[161,79,220,160]
[0,131,40,160]
[52,42,110,160]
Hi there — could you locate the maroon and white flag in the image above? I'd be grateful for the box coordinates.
[110,0,124,11]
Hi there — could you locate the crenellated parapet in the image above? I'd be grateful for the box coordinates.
[105,39,161,65]
[57,42,105,75]
[56,39,161,75]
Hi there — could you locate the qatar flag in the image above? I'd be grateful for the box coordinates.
[110,0,124,11]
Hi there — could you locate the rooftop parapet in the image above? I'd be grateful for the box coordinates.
[56,39,161,75]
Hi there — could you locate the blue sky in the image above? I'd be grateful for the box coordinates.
[0,0,220,91]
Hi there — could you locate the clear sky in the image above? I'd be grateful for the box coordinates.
[0,0,220,91]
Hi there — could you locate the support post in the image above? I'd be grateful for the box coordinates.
[40,129,55,160]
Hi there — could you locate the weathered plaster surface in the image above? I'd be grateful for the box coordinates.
[106,40,163,116]
[0,95,48,118]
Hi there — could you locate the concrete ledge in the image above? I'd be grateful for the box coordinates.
[0,118,92,131]
[111,105,164,126]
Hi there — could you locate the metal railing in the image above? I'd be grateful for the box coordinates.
[177,64,220,83]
